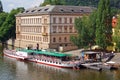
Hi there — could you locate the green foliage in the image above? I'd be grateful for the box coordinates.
[0,12,8,27]
[41,0,65,6]
[95,0,112,49]
[0,12,8,42]
[70,16,95,48]
[0,8,24,42]
[71,0,112,50]
[112,15,120,51]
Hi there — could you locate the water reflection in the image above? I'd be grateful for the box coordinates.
[0,56,119,80]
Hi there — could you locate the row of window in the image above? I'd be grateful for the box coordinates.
[53,17,73,24]
[53,37,68,43]
[21,18,42,24]
[19,17,74,24]
[20,25,77,33]
[52,25,77,33]
[21,26,42,33]
[19,35,69,43]
[21,35,48,42]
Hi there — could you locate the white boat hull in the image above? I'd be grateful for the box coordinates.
[4,50,26,60]
[27,58,79,68]
[3,49,80,68]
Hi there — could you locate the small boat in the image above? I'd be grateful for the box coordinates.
[3,48,81,68]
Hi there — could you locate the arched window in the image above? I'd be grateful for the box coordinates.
[69,26,73,33]
[69,18,72,23]
[53,26,57,33]
[59,37,61,42]
[53,37,56,42]
[64,17,67,23]
[53,17,56,23]
[64,26,67,33]
[64,37,67,42]
[59,17,62,23]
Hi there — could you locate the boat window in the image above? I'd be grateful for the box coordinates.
[50,61,52,63]
[30,52,36,55]
[56,62,58,64]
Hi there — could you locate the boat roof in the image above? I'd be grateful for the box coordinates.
[18,49,70,57]
[81,50,100,55]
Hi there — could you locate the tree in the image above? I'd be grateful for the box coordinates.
[0,12,8,45]
[41,0,65,6]
[41,0,120,9]
[95,0,112,49]
[0,0,3,12]
[112,15,120,52]
[71,0,112,50]
[70,16,95,48]
[0,12,8,27]
[0,7,24,48]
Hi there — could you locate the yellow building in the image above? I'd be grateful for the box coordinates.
[15,5,94,51]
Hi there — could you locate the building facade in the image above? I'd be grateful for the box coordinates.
[15,5,93,51]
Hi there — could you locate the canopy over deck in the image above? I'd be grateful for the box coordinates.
[81,50,101,55]
[17,49,71,57]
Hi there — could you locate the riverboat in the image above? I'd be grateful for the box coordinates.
[3,49,29,60]
[3,49,81,68]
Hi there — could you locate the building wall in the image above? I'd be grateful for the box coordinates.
[14,13,80,51]
[14,13,86,51]
[15,14,50,49]
[49,14,81,51]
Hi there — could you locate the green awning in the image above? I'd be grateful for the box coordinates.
[19,49,70,57]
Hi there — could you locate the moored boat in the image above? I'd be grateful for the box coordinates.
[3,48,81,68]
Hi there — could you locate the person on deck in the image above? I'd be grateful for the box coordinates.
[81,51,84,61]
[36,43,39,50]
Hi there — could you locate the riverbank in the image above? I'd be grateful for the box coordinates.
[108,53,120,67]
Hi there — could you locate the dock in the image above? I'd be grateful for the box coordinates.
[80,62,118,71]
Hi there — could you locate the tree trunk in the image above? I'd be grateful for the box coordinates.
[12,38,15,49]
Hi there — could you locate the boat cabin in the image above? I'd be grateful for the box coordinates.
[81,50,101,62]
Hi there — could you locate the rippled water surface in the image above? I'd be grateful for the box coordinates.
[0,46,120,80]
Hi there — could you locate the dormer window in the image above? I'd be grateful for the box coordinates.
[38,9,42,11]
[26,10,29,13]
[44,8,49,11]
[31,10,35,12]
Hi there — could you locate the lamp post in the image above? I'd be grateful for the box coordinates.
[18,31,21,50]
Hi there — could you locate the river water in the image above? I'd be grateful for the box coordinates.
[0,46,120,80]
